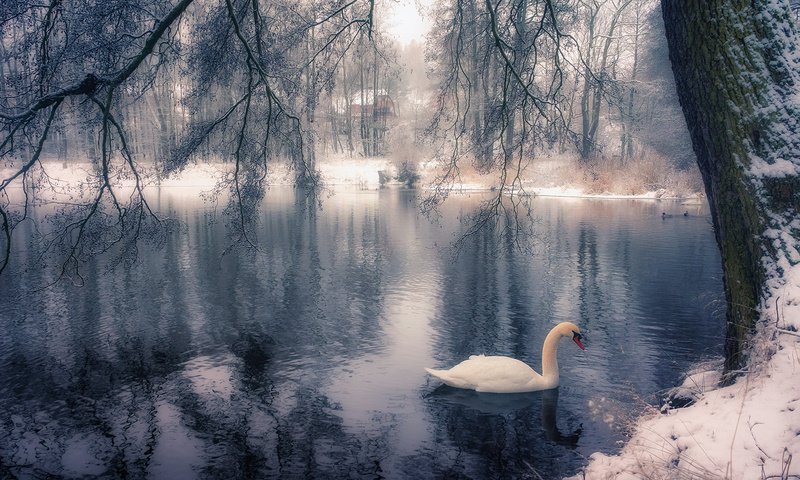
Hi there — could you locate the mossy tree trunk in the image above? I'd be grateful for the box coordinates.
[661,1,800,374]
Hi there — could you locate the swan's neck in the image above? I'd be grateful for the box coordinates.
[541,328,562,379]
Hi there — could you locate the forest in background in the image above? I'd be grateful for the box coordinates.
[1,0,700,195]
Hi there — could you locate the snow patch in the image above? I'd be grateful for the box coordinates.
[749,157,799,178]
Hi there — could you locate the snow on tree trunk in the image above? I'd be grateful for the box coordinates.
[661,0,799,373]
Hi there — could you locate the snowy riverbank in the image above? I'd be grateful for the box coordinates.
[571,261,800,479]
[0,157,399,190]
[1,157,705,201]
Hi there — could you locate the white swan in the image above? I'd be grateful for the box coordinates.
[425,322,585,393]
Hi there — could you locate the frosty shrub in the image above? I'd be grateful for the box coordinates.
[580,153,703,196]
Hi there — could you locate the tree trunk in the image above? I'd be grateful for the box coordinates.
[359,54,368,157]
[342,62,354,154]
[621,0,642,162]
[580,0,632,160]
[304,26,317,176]
[579,8,596,160]
[504,0,527,168]
[482,26,496,163]
[661,0,800,374]
[465,0,484,165]
[372,45,379,156]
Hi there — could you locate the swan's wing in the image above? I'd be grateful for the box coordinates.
[443,356,542,393]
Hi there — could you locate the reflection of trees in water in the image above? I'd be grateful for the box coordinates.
[422,387,582,478]
[434,225,502,359]
[0,227,194,477]
[424,213,585,478]
[568,203,723,392]
[0,350,390,478]
[268,386,392,478]
[503,215,535,360]
[340,199,386,331]
[0,190,397,477]
[577,223,603,330]
[233,191,390,355]
[0,194,724,477]
[423,199,723,476]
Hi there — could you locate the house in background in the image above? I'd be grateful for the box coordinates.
[328,89,397,157]
[349,90,397,121]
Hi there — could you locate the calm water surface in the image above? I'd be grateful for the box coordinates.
[0,188,724,479]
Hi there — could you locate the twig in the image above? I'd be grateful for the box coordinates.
[522,460,545,480]
[748,419,775,461]
[782,448,793,480]
[777,329,800,338]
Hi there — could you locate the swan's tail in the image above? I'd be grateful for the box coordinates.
[426,367,471,389]
[425,367,446,379]
[425,367,456,384]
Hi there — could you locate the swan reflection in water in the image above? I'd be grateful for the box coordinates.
[426,385,582,448]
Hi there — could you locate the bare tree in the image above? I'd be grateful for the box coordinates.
[617,0,648,161]
[0,0,379,279]
[577,0,633,160]
[423,0,573,248]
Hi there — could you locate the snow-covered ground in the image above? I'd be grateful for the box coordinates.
[1,156,703,200]
[571,261,800,479]
[415,155,703,199]
[523,186,704,200]
[155,157,399,189]
[0,157,399,193]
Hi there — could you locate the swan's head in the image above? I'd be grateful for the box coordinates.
[556,322,585,350]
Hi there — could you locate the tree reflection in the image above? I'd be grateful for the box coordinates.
[433,219,502,359]
[0,192,724,478]
[0,188,397,477]
[424,385,583,477]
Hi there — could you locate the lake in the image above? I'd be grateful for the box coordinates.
[0,187,724,479]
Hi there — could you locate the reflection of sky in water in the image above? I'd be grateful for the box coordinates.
[150,402,205,479]
[0,188,724,478]
[183,355,235,401]
[326,262,442,460]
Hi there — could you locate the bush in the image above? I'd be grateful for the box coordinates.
[396,161,420,187]
[530,151,703,197]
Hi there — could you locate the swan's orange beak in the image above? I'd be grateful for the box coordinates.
[572,332,585,350]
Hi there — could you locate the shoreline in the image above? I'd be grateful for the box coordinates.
[1,161,706,202]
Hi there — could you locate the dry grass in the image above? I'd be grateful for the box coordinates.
[561,153,703,197]
[416,151,704,198]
